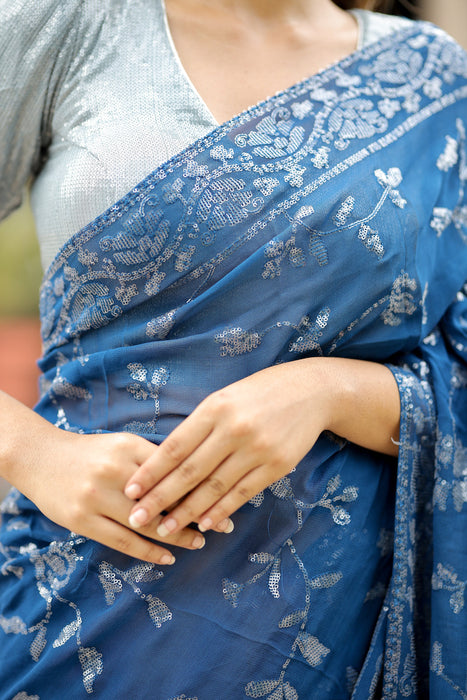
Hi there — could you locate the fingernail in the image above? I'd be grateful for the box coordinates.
[192,535,205,549]
[198,517,213,533]
[125,483,142,499]
[156,518,177,538]
[129,508,147,528]
[160,554,176,566]
[218,518,235,534]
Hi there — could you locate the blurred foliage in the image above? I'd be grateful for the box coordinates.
[0,197,42,317]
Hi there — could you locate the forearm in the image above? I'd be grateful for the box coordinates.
[299,356,400,457]
[0,389,58,495]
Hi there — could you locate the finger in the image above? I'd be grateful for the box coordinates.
[87,515,177,565]
[104,492,207,552]
[127,431,233,528]
[197,467,275,532]
[154,451,260,536]
[124,408,214,500]
[114,432,159,466]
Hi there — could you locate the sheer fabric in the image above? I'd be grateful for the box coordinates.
[1,20,466,700]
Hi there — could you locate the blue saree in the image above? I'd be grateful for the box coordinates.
[1,20,467,700]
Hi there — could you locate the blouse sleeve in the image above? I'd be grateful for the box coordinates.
[0,0,82,221]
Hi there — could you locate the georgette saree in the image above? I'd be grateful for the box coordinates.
[1,20,467,700]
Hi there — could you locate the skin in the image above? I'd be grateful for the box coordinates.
[1,0,401,566]
[164,0,360,125]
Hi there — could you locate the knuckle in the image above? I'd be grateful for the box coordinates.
[144,489,167,513]
[229,418,251,439]
[112,432,133,449]
[207,476,226,495]
[178,460,199,484]
[207,390,230,416]
[162,435,184,463]
[94,457,117,480]
[251,434,269,455]
[114,533,132,554]
[269,449,289,470]
[133,465,154,489]
[177,501,196,521]
[236,484,253,501]
[80,479,98,502]
[142,542,161,562]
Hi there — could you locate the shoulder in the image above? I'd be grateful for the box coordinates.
[0,0,119,48]
[354,8,466,62]
[351,9,412,48]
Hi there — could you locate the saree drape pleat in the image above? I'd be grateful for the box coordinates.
[1,21,466,699]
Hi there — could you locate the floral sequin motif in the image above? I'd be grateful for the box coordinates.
[222,474,357,693]
[1,537,103,695]
[2,20,466,698]
[124,363,169,434]
[431,119,467,241]
[98,561,171,628]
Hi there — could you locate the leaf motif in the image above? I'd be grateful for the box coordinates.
[332,507,351,526]
[269,477,293,500]
[309,572,343,589]
[340,486,359,502]
[296,632,330,667]
[0,614,27,635]
[78,646,103,694]
[53,620,80,648]
[278,610,306,629]
[30,626,47,662]
[450,589,465,614]
[98,561,123,605]
[146,595,172,628]
[268,558,281,599]
[245,679,280,697]
[325,475,341,495]
[283,683,299,700]
[249,552,275,565]
[430,641,444,675]
[222,578,245,608]
[121,562,164,585]
[249,491,265,507]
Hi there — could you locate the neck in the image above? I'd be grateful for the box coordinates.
[188,0,344,26]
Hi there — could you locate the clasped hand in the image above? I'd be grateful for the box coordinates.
[124,362,330,541]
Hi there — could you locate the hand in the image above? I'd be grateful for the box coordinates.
[123,357,400,538]
[124,361,332,537]
[14,428,208,565]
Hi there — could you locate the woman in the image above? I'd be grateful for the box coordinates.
[0,0,466,697]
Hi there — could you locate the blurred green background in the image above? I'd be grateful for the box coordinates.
[0,199,42,317]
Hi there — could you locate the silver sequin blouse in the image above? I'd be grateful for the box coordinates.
[0,0,409,270]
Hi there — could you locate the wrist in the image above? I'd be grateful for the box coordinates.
[302,357,354,437]
[295,357,400,456]
[0,391,59,492]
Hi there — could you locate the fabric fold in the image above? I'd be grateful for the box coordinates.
[1,20,466,699]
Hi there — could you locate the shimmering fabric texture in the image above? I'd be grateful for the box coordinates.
[0,0,408,270]
[1,21,467,700]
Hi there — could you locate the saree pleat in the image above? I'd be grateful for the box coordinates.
[1,21,466,699]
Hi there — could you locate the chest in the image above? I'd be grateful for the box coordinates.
[164,5,359,124]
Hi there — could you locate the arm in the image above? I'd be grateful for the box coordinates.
[123,356,400,535]
[0,389,208,564]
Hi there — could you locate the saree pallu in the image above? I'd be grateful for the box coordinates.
[1,22,467,700]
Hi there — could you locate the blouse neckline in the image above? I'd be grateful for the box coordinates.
[160,1,367,128]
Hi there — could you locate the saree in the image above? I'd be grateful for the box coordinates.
[1,20,466,699]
